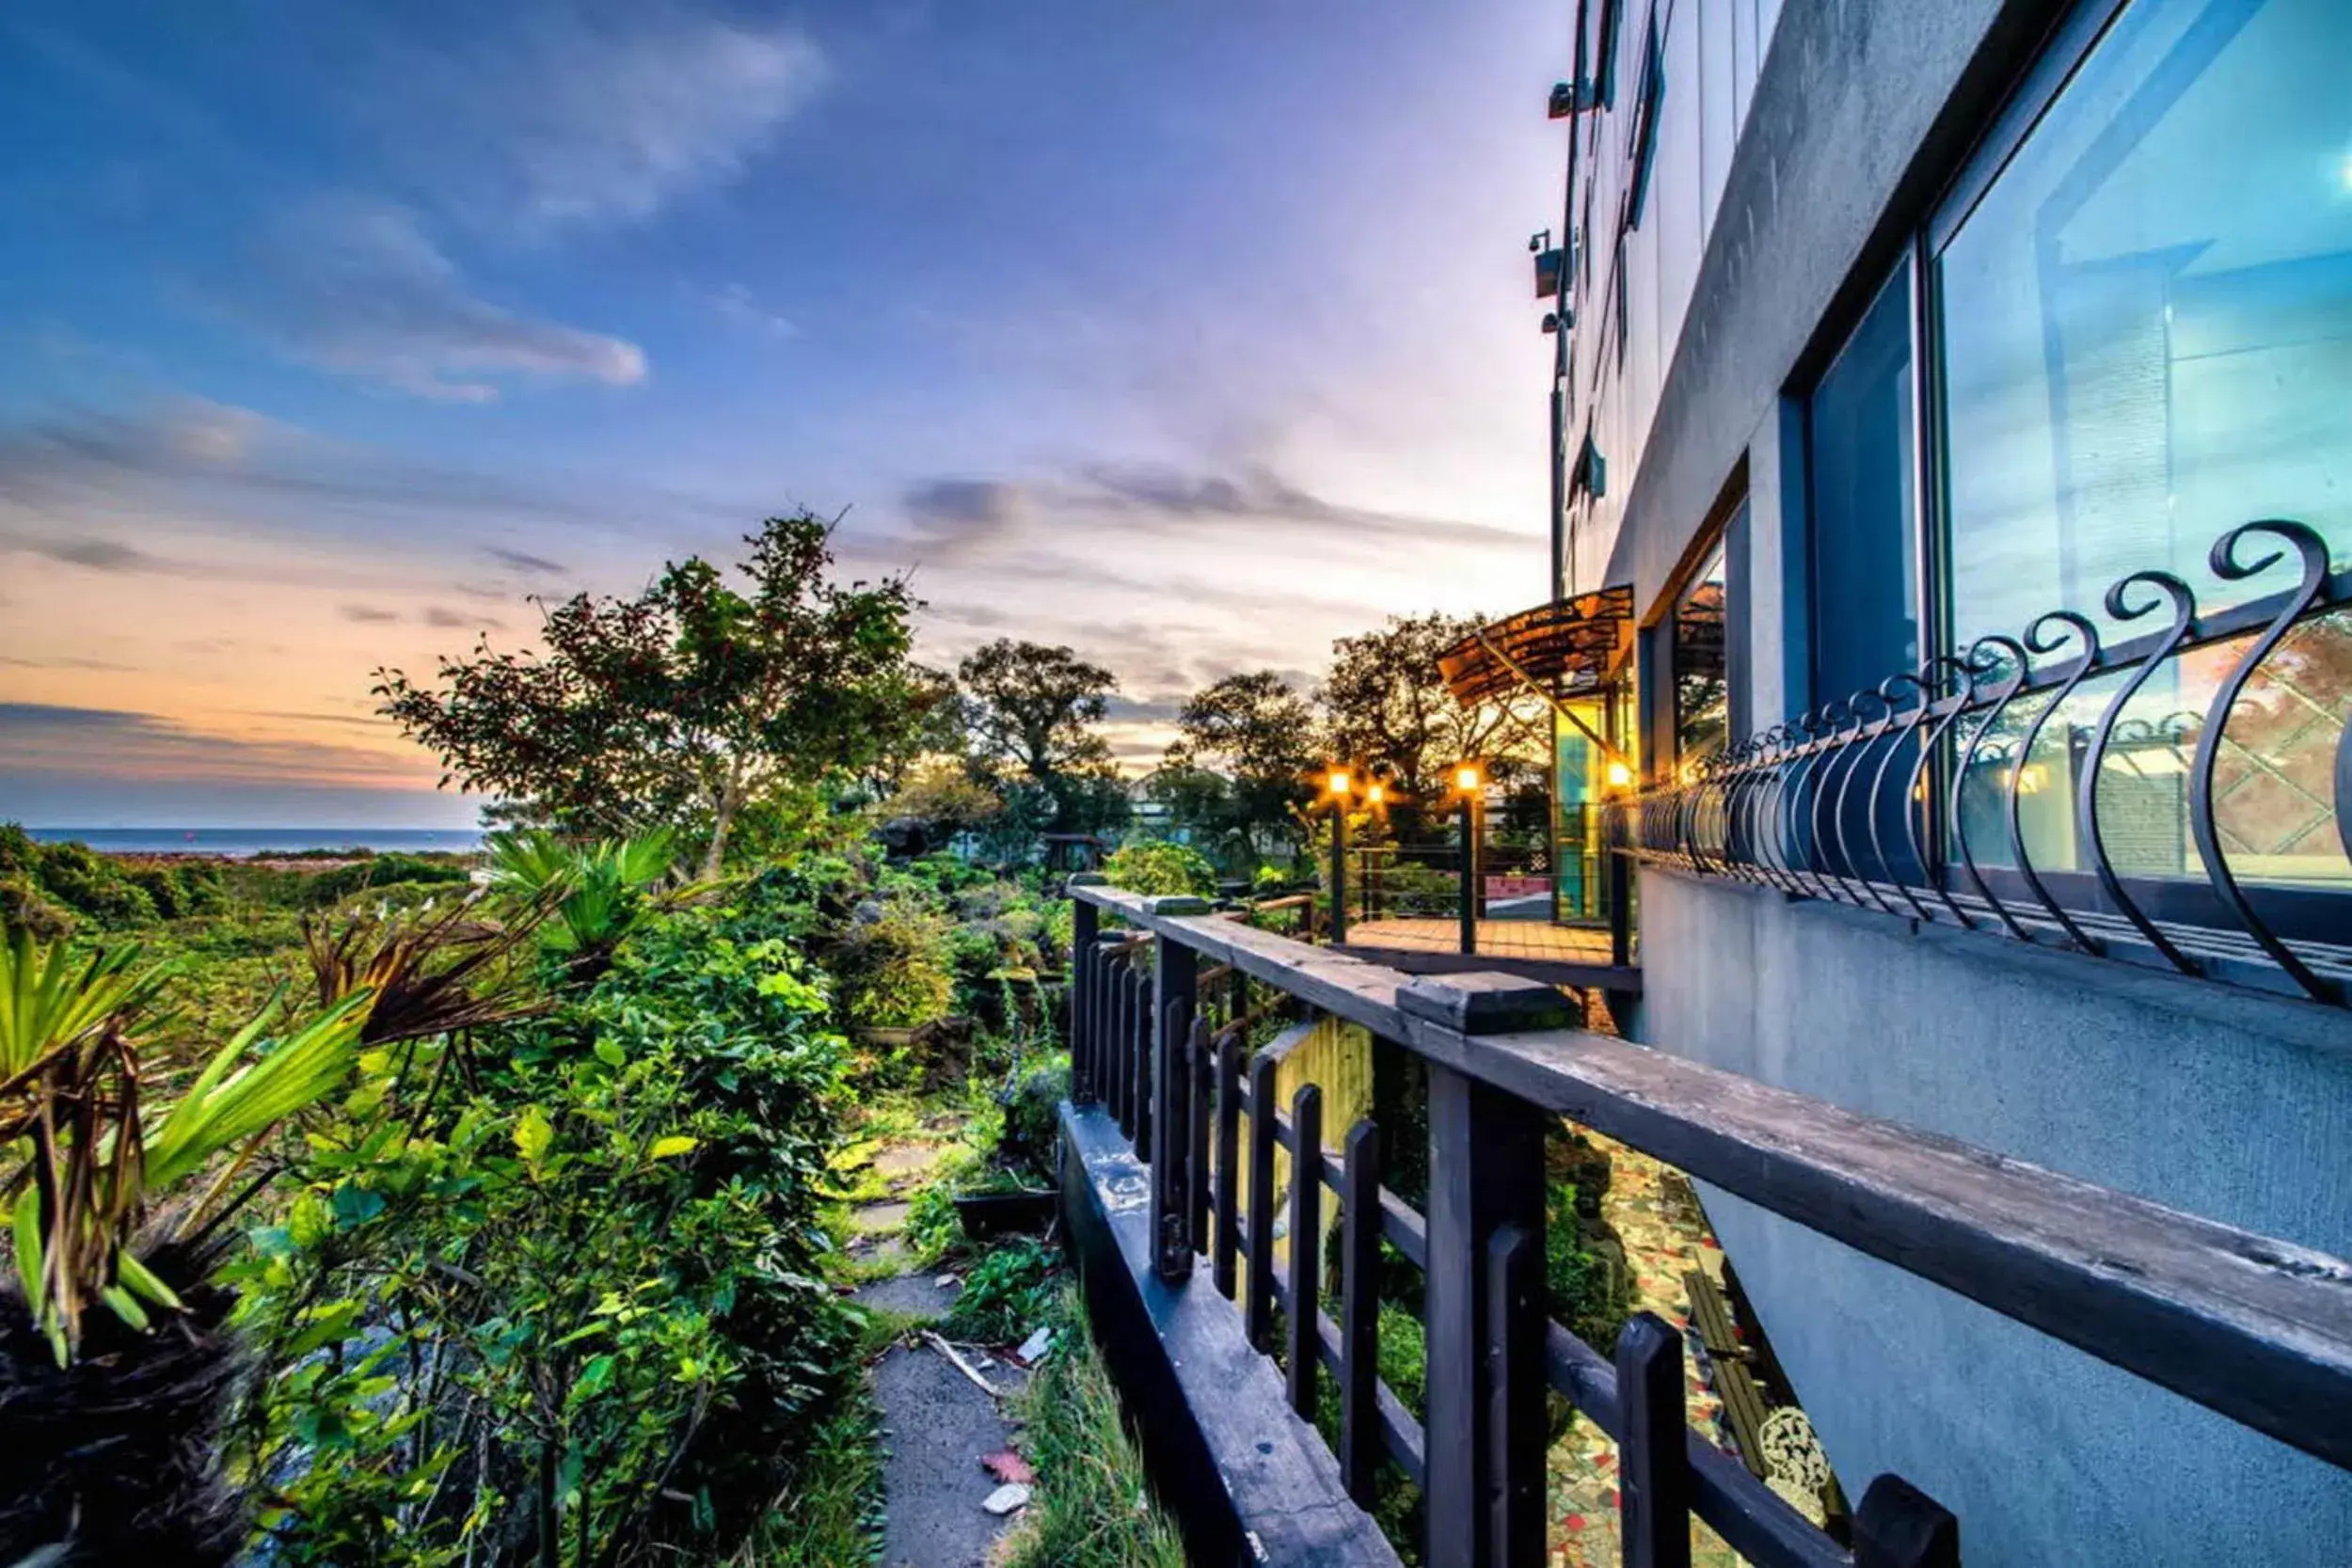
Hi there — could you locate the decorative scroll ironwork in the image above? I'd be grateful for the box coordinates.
[1614,521,2352,1007]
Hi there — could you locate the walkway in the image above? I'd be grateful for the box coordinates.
[844,1140,1033,1568]
[1344,917,1615,962]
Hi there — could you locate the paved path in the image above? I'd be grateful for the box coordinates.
[848,1148,1028,1568]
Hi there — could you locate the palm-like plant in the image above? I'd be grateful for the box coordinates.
[486,827,680,975]
[0,928,373,1564]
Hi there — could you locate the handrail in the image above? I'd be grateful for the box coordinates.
[1065,878,2352,1565]
[1613,519,2352,1006]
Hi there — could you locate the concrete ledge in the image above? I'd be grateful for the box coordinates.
[1058,1101,1404,1568]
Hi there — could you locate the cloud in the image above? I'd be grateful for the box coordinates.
[0,702,421,787]
[1074,463,1534,548]
[0,655,141,673]
[484,546,569,575]
[709,282,799,341]
[364,8,827,233]
[236,198,646,401]
[340,604,401,624]
[24,538,162,572]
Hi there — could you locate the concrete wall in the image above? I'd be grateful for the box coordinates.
[1627,868,2352,1567]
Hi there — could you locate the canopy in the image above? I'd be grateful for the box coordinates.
[1436,585,1635,707]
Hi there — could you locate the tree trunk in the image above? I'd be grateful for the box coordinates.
[702,775,742,880]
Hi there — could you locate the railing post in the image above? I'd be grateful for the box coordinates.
[1214,1029,1243,1298]
[1406,974,1569,1568]
[1070,895,1098,1103]
[1133,974,1155,1157]
[1245,1050,1279,1352]
[1339,1118,1383,1506]
[1149,907,1207,1282]
[1616,1312,1693,1568]
[1609,844,1632,969]
[1185,1017,1213,1251]
[1285,1083,1324,1418]
[1853,1476,1960,1568]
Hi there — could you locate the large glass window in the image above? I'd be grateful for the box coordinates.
[1806,263,1920,705]
[1937,0,2352,643]
[1935,0,2352,888]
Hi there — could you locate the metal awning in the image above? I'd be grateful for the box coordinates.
[1437,585,1635,707]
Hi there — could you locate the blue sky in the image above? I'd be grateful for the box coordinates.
[0,0,1570,826]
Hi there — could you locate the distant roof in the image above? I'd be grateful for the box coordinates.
[1436,585,1635,706]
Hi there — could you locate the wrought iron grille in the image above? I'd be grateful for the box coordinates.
[1613,520,2352,1006]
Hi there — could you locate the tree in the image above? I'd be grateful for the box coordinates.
[1164,671,1318,859]
[377,513,932,878]
[955,640,1126,833]
[1317,612,1538,824]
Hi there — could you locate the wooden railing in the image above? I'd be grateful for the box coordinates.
[1065,878,2352,1568]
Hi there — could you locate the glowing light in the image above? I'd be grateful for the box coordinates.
[1327,768,1352,798]
[1454,763,1483,793]
[1605,760,1632,789]
[1367,781,1388,806]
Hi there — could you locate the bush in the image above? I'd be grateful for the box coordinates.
[945,1237,1058,1343]
[24,840,158,927]
[233,868,858,1564]
[1101,840,1216,898]
[0,875,73,940]
[831,895,956,1030]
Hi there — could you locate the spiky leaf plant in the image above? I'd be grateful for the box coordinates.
[487,826,682,976]
[0,928,373,1565]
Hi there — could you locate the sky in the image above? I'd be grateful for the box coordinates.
[0,0,1571,828]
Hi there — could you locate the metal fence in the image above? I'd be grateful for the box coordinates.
[1614,520,2351,1007]
[1062,879,2350,1567]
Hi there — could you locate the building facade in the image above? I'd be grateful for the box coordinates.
[1545,0,2352,1561]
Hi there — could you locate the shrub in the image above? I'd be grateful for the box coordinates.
[25,841,157,927]
[945,1236,1058,1343]
[0,876,72,940]
[232,868,858,1564]
[1101,840,1216,898]
[831,895,955,1030]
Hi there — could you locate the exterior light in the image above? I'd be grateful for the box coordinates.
[1327,768,1352,798]
[1606,759,1632,789]
[1454,764,1483,794]
[1367,781,1388,806]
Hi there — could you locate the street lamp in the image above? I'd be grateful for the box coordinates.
[1454,763,1484,954]
[1324,766,1353,944]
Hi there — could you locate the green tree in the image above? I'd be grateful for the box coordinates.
[1164,671,1318,861]
[1318,612,1536,825]
[955,640,1126,834]
[377,514,936,878]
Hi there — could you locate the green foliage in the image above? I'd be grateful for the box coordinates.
[1312,1303,1428,1563]
[1101,840,1216,898]
[997,1287,1186,1568]
[292,852,469,908]
[376,513,938,876]
[230,869,857,1564]
[486,827,677,972]
[830,895,955,1031]
[944,1236,1057,1343]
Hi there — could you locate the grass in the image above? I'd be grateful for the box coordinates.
[737,1380,886,1566]
[995,1285,1186,1568]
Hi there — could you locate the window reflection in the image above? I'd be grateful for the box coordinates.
[1935,0,2352,887]
[1673,544,1728,770]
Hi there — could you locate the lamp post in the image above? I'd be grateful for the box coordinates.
[1454,763,1484,955]
[1326,767,1352,944]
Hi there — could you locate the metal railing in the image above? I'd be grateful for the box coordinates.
[1615,520,2351,1006]
[1063,879,2352,1567]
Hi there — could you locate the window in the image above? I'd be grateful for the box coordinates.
[1936,0,2352,649]
[1805,262,1919,706]
[1673,541,1729,768]
[1591,0,1625,108]
[1932,0,2352,889]
[1613,233,1630,368]
[1571,430,1608,501]
[1627,14,1665,230]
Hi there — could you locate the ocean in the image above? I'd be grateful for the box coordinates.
[25,828,485,858]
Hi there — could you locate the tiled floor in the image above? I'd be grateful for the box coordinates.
[1547,1133,1757,1568]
